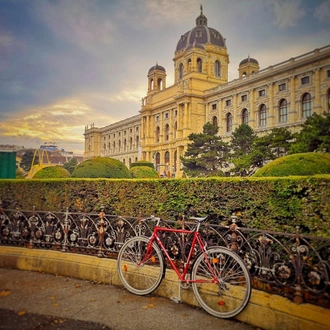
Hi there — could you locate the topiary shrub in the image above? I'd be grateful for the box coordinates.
[33,166,71,179]
[130,166,159,178]
[71,157,131,178]
[130,160,155,169]
[254,152,330,177]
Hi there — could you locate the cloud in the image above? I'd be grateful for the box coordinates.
[314,1,330,23]
[36,0,117,55]
[268,0,306,28]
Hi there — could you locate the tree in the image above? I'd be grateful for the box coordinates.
[229,124,256,176]
[181,122,229,177]
[63,158,78,174]
[289,112,330,154]
[20,150,37,172]
[268,127,293,158]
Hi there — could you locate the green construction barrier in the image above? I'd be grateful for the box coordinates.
[0,151,16,179]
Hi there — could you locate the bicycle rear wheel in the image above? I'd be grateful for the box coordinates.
[117,236,165,295]
[191,246,251,318]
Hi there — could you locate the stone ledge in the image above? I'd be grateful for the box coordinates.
[0,246,329,330]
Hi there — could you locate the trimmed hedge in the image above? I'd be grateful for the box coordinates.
[1,176,329,237]
[254,153,330,177]
[130,160,154,169]
[130,166,159,178]
[71,157,131,178]
[33,166,70,179]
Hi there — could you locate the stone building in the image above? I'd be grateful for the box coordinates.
[84,8,330,178]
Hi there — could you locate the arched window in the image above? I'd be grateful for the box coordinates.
[150,78,154,90]
[123,139,127,151]
[155,152,160,172]
[129,158,132,167]
[212,116,218,126]
[156,126,160,143]
[165,151,170,164]
[103,143,106,153]
[136,136,139,149]
[259,104,267,126]
[179,63,184,79]
[197,58,202,73]
[279,99,287,123]
[129,137,133,150]
[174,150,177,173]
[113,141,115,152]
[226,113,232,133]
[165,124,170,141]
[302,93,312,118]
[118,140,121,152]
[242,109,248,124]
[214,60,221,77]
[108,142,111,152]
[188,58,192,72]
[174,122,177,139]
[158,78,163,90]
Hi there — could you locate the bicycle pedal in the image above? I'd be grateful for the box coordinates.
[170,296,181,303]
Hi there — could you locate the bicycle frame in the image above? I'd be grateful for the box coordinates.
[142,222,220,285]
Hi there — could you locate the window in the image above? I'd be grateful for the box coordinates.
[212,104,217,110]
[164,151,170,165]
[279,99,287,123]
[225,99,231,106]
[242,109,248,124]
[165,124,170,141]
[279,83,286,91]
[155,153,160,171]
[156,126,160,143]
[136,136,139,149]
[197,58,202,73]
[165,113,169,119]
[124,139,127,151]
[241,95,247,102]
[129,137,133,150]
[212,116,218,126]
[301,76,310,85]
[259,104,267,126]
[174,122,177,139]
[259,89,265,97]
[302,93,312,118]
[327,70,330,78]
[214,60,221,77]
[226,113,233,133]
[179,63,184,79]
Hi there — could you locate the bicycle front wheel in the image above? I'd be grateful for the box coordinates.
[191,247,251,318]
[117,236,165,295]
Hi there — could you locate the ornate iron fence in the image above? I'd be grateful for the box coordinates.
[0,204,329,309]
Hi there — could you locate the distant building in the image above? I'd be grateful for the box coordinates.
[84,8,330,178]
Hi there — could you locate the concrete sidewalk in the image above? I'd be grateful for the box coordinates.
[0,268,256,330]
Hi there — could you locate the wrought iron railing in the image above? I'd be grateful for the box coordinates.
[0,205,329,309]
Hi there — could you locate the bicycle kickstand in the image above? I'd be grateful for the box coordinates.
[170,280,182,303]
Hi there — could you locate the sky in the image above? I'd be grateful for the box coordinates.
[1,0,330,155]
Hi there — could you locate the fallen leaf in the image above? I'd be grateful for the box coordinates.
[50,295,56,300]
[17,311,26,316]
[75,284,81,288]
[53,303,59,307]
[0,290,10,297]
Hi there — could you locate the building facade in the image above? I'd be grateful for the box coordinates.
[84,8,330,178]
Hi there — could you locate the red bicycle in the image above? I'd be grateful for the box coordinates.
[117,216,251,318]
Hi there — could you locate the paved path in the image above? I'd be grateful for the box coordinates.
[0,268,256,330]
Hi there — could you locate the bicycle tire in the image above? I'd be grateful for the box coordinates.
[191,246,251,318]
[117,236,165,295]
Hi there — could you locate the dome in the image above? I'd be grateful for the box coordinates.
[239,56,259,66]
[186,41,205,51]
[148,63,166,74]
[176,6,226,52]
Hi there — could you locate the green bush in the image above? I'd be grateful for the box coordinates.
[33,166,70,179]
[254,153,330,177]
[130,161,154,169]
[130,166,159,178]
[71,157,131,178]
